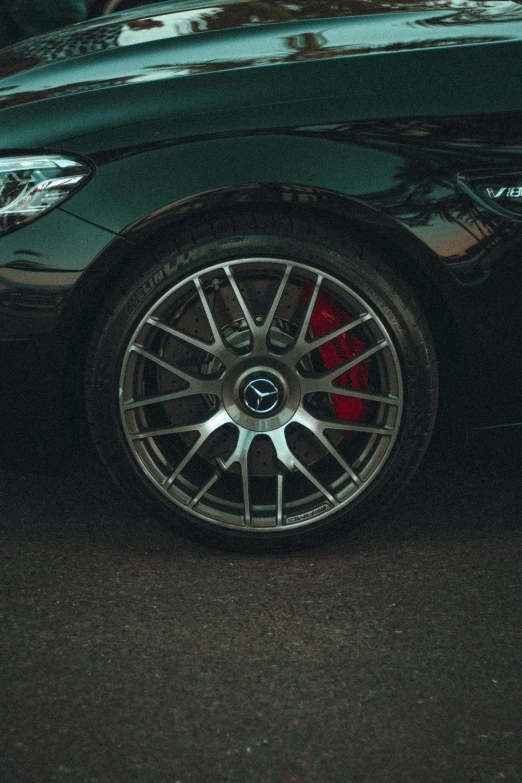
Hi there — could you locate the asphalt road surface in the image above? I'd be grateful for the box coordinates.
[1,430,520,783]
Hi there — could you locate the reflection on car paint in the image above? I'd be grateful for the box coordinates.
[70,109,522,286]
[0,1,521,107]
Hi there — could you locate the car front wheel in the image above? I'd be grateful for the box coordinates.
[85,210,438,550]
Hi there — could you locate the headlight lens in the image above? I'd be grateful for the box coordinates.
[0,155,91,236]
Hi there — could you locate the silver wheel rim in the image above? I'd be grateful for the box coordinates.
[119,259,403,532]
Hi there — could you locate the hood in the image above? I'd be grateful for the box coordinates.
[1,0,522,152]
[1,0,521,109]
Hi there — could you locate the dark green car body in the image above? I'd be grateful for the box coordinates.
[1,0,521,469]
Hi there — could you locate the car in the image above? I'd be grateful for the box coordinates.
[1,0,521,551]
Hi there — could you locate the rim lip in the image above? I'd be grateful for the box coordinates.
[118,257,404,533]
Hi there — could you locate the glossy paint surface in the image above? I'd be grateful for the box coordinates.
[1,1,522,146]
[0,0,521,444]
[1,0,522,114]
[0,210,116,336]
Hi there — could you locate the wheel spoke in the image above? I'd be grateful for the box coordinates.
[164,437,203,489]
[123,388,203,410]
[267,427,297,473]
[131,413,221,441]
[224,264,302,353]
[129,345,223,395]
[217,428,257,527]
[312,340,388,385]
[217,428,256,472]
[291,313,373,361]
[268,428,338,506]
[293,273,323,352]
[224,432,253,527]
[224,266,258,334]
[262,263,292,340]
[194,277,234,361]
[163,409,229,488]
[297,410,393,437]
[146,316,230,364]
[187,471,221,509]
[293,410,362,486]
[312,429,361,486]
[304,384,399,406]
[276,473,284,526]
[240,456,251,526]
[293,457,338,506]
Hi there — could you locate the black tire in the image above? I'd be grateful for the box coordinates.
[85,209,438,551]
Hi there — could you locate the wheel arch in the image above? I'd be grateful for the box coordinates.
[60,183,467,435]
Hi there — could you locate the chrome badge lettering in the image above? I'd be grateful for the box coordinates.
[486,187,522,199]
[286,503,330,524]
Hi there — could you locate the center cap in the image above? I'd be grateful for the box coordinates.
[242,376,282,415]
[223,362,300,432]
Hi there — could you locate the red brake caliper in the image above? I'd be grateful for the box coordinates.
[302,285,372,440]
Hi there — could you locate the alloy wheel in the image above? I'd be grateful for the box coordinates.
[119,258,403,531]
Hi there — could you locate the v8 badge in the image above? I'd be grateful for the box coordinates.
[486,187,522,199]
[457,170,522,220]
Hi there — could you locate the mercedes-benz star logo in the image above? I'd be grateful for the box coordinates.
[243,378,280,415]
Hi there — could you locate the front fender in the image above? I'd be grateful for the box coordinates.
[62,132,404,232]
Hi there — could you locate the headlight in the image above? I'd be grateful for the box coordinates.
[0,155,91,236]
